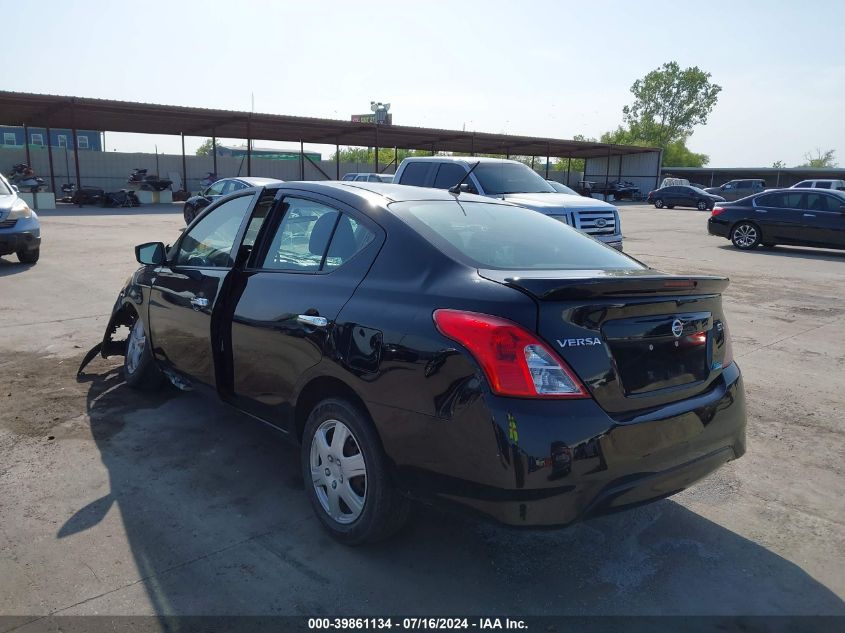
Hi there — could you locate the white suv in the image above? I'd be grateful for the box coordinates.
[791,179,845,191]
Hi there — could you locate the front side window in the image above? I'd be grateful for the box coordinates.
[473,162,555,195]
[806,193,841,212]
[391,200,642,271]
[175,195,254,267]
[794,181,811,188]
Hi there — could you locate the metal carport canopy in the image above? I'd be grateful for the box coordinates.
[0,91,657,159]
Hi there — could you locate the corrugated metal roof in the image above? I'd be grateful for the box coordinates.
[0,91,659,159]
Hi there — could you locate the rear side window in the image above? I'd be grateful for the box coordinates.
[433,163,467,189]
[398,162,435,186]
[261,198,339,272]
[323,217,376,271]
[815,182,832,189]
[756,192,803,208]
[390,200,642,271]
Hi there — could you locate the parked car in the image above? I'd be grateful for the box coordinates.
[0,173,41,264]
[708,188,845,251]
[342,173,394,183]
[647,185,725,210]
[790,179,845,191]
[183,177,282,224]
[394,157,624,250]
[705,179,766,201]
[81,181,745,544]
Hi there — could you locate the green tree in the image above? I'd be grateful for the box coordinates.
[622,61,721,149]
[798,148,837,168]
[772,160,786,169]
[195,138,215,157]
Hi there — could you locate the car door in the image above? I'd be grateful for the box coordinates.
[147,192,258,387]
[224,192,384,427]
[677,186,696,207]
[802,193,845,247]
[751,192,804,243]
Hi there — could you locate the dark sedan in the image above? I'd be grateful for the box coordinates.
[183,176,282,224]
[708,188,845,251]
[648,185,725,210]
[81,181,746,544]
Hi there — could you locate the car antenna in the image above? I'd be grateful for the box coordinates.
[448,161,481,195]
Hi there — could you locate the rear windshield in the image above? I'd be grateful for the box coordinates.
[474,163,556,195]
[390,200,643,271]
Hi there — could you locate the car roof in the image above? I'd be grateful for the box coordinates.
[233,176,282,186]
[264,180,512,206]
[401,156,520,165]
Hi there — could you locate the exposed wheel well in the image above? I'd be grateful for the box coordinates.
[294,376,372,443]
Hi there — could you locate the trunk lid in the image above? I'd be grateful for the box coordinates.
[480,269,732,416]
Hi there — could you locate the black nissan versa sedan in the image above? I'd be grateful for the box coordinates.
[80,181,746,544]
[708,188,845,251]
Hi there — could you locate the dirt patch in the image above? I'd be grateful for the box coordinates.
[0,351,176,440]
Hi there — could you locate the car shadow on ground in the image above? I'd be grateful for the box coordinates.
[0,257,35,276]
[718,244,845,262]
[64,369,845,616]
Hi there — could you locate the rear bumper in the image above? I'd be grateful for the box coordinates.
[707,217,730,238]
[377,364,745,527]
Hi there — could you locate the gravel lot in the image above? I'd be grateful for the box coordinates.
[1,202,843,621]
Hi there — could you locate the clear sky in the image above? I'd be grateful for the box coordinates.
[3,0,843,167]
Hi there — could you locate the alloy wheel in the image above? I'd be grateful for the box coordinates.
[732,223,759,249]
[125,319,146,375]
[309,419,367,525]
[698,200,707,210]
[655,199,664,208]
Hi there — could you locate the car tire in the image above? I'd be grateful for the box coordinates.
[697,200,707,210]
[183,204,196,225]
[17,247,39,264]
[731,222,761,250]
[654,199,664,208]
[123,317,163,389]
[302,398,410,545]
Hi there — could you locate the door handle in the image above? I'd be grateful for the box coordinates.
[190,297,209,309]
[297,314,328,328]
[803,213,816,218]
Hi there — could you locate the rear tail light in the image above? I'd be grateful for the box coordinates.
[721,322,734,368]
[433,309,589,399]
[711,206,725,216]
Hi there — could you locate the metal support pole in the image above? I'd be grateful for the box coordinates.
[46,125,56,194]
[604,147,612,201]
[181,133,187,193]
[545,143,550,179]
[531,156,535,170]
[471,135,475,157]
[71,127,81,189]
[300,140,305,180]
[655,150,664,190]
[776,170,781,187]
[617,152,623,184]
[246,118,252,177]
[374,125,380,173]
[394,147,398,173]
[212,135,217,175]
[566,155,572,185]
[506,149,510,159]
[431,143,435,156]
[336,142,340,179]
[23,124,31,167]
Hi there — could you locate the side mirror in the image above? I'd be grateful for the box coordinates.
[459,183,477,194]
[11,184,19,193]
[135,241,166,265]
